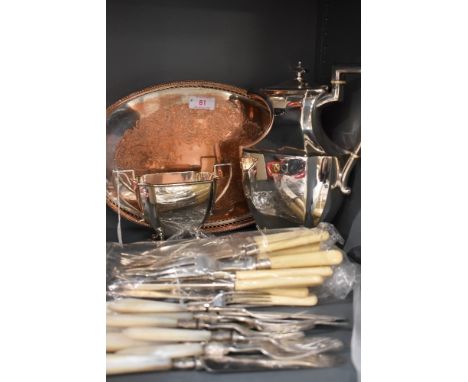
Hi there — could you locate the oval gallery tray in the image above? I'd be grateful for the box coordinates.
[106,81,273,233]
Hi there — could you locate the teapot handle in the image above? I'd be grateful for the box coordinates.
[316,66,361,108]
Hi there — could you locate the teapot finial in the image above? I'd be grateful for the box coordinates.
[293,61,308,88]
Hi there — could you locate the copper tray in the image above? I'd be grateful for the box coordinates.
[106,81,273,232]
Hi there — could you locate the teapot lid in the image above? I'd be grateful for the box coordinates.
[261,61,326,96]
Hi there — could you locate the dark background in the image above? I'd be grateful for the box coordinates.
[106,0,360,104]
[106,0,361,244]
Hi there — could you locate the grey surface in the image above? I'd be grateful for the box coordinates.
[107,299,356,382]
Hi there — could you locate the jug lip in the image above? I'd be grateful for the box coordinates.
[137,171,215,187]
[138,179,214,187]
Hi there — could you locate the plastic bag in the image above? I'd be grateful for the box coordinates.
[107,223,355,306]
[351,269,361,380]
[315,253,357,301]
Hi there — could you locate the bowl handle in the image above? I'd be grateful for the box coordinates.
[112,169,143,215]
[213,163,232,203]
[113,169,137,193]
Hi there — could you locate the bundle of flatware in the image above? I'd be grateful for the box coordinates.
[106,225,354,374]
[115,224,341,269]
[106,298,347,375]
[108,225,349,307]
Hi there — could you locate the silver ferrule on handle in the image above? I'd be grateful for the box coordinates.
[219,256,257,271]
[177,320,197,329]
[254,257,272,270]
[210,330,234,342]
[172,357,199,370]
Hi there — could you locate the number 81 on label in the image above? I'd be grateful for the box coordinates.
[189,96,216,110]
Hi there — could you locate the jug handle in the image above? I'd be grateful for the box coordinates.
[213,163,232,203]
[337,143,361,195]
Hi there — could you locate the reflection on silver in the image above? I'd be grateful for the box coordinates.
[113,164,231,238]
[251,191,277,216]
[241,155,340,226]
[241,66,360,228]
[198,353,342,371]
